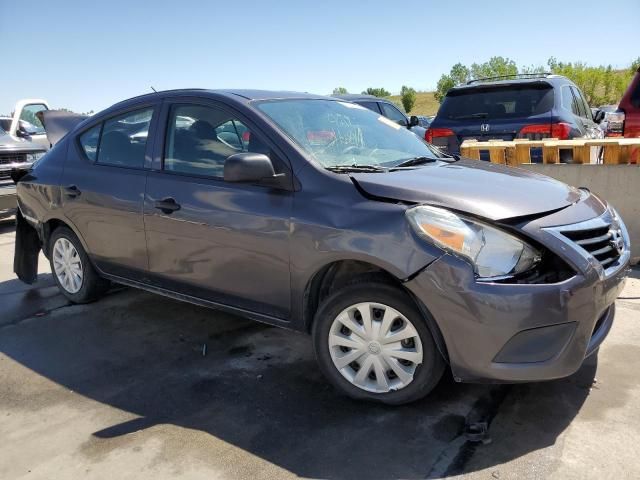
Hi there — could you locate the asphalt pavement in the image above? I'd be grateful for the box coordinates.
[1,219,639,479]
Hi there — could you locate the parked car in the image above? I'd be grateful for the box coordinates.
[605,66,640,139]
[332,94,427,139]
[0,99,50,219]
[416,115,434,128]
[427,74,605,161]
[593,105,619,135]
[14,90,630,404]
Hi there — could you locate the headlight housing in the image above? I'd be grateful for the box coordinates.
[406,205,541,279]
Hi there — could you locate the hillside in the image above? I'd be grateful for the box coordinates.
[387,91,440,116]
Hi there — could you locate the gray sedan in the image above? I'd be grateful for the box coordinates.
[14,89,630,404]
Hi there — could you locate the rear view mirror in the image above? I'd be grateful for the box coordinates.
[593,109,606,124]
[224,152,289,189]
[409,115,420,127]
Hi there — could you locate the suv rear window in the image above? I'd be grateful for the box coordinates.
[439,84,554,120]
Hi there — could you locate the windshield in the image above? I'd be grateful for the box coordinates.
[439,84,554,120]
[256,99,444,169]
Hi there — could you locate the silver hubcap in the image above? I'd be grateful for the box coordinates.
[328,302,423,393]
[52,237,83,294]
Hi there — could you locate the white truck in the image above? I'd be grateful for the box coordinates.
[0,99,51,219]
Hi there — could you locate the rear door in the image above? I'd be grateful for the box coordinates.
[62,104,158,279]
[143,99,293,320]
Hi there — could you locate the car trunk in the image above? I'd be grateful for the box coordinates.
[431,82,555,156]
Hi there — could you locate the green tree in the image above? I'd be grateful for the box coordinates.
[470,56,517,80]
[434,57,637,106]
[434,63,470,102]
[363,87,391,97]
[332,87,348,95]
[400,85,417,113]
[547,57,634,105]
[434,57,517,103]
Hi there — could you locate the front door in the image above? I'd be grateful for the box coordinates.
[143,101,292,320]
[11,101,50,150]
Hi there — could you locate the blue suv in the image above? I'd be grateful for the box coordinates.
[427,74,605,161]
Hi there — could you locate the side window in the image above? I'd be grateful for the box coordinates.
[79,124,101,161]
[573,87,591,119]
[561,86,574,111]
[357,101,382,114]
[19,103,47,134]
[379,103,408,126]
[570,87,588,118]
[164,104,275,178]
[97,108,153,168]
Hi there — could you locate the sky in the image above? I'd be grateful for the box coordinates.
[1,0,639,115]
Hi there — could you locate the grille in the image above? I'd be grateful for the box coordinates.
[0,153,28,165]
[560,224,622,269]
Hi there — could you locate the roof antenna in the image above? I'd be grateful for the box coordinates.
[150,86,157,93]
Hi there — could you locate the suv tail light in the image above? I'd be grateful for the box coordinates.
[518,123,572,140]
[425,127,455,144]
[605,110,625,137]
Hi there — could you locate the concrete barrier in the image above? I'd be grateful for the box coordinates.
[520,164,640,262]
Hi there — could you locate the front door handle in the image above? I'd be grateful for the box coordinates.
[64,185,81,198]
[154,197,181,214]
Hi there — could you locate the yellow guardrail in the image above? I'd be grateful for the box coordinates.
[459,138,640,165]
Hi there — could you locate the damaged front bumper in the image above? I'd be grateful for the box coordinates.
[405,206,630,383]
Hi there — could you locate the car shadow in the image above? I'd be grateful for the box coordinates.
[0,281,600,479]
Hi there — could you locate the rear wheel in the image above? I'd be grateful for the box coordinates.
[49,227,110,303]
[312,281,445,405]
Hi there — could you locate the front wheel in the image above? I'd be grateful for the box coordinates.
[312,282,445,405]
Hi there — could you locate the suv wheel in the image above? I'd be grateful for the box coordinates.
[312,282,445,404]
[49,227,110,303]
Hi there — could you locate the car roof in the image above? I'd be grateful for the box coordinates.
[112,88,331,106]
[332,94,392,103]
[449,74,572,93]
[98,89,337,117]
[89,89,339,124]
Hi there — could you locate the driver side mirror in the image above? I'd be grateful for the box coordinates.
[224,152,289,189]
[593,109,606,124]
[409,115,420,127]
[15,125,30,138]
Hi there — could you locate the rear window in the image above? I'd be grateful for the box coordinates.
[439,84,554,120]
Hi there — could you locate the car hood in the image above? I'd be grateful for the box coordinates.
[350,160,582,221]
[0,132,43,152]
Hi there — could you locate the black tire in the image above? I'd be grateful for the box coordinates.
[49,226,110,303]
[312,281,445,405]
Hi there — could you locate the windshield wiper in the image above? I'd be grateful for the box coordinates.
[325,164,387,173]
[391,156,438,169]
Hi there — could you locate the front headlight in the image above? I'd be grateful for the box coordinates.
[406,205,541,279]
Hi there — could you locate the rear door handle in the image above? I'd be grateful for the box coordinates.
[64,185,81,198]
[154,197,181,214]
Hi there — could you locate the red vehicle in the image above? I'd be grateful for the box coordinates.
[607,66,640,138]
[606,66,640,163]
